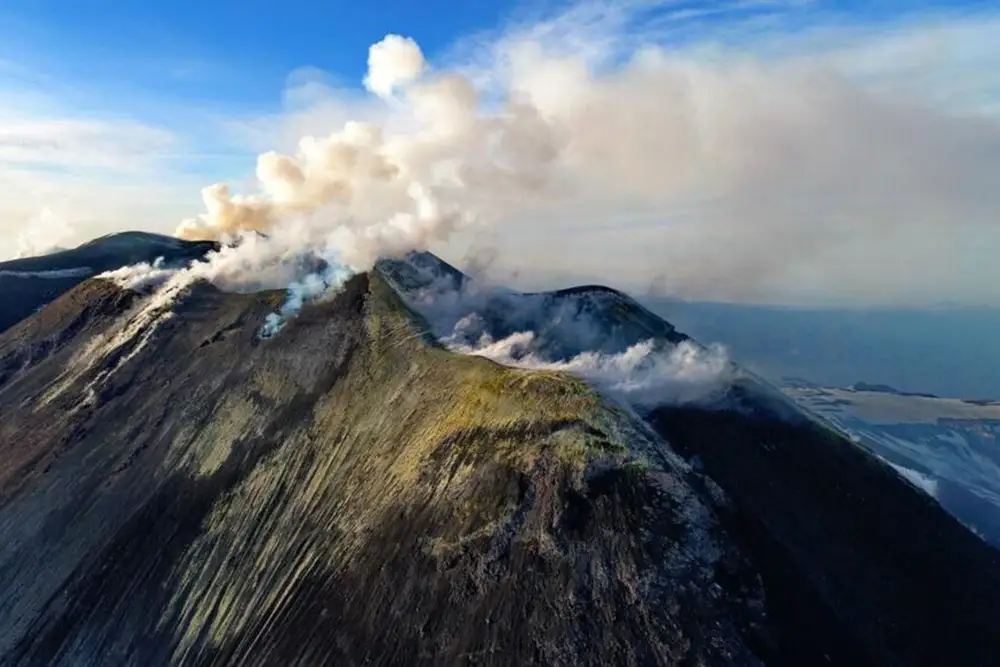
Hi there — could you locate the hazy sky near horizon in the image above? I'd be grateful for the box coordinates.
[1,0,999,306]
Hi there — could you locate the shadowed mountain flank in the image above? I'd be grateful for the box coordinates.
[0,232,218,335]
[0,272,766,666]
[648,401,1000,667]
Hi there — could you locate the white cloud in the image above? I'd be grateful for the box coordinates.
[428,2,1000,305]
[700,11,1000,116]
[0,160,203,260]
[0,114,174,169]
[13,206,74,258]
[363,35,427,98]
[5,2,1000,307]
[0,85,225,259]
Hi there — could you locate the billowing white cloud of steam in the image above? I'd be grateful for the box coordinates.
[173,32,564,272]
[381,258,733,408]
[172,11,1000,305]
[363,35,427,98]
[101,229,315,293]
[101,257,175,291]
[100,226,352,337]
[153,31,580,332]
[449,328,732,407]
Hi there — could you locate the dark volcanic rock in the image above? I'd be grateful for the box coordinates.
[0,273,767,666]
[0,232,217,334]
[2,252,1000,666]
[376,252,689,361]
[648,401,1000,667]
[379,252,1000,667]
[849,382,938,398]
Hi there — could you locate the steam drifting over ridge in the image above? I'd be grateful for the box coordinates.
[378,254,734,408]
[169,19,1000,304]
[451,331,733,408]
[83,15,1000,404]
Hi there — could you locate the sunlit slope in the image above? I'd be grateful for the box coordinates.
[0,272,762,666]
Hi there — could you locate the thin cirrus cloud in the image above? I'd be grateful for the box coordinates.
[2,0,1000,307]
[0,105,224,258]
[0,76,252,258]
[0,115,174,169]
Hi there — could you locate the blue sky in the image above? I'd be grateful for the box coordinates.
[5,0,992,111]
[0,0,520,108]
[2,0,999,305]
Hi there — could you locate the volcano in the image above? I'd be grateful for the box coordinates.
[0,234,998,666]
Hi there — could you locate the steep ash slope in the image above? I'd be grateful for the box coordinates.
[0,272,766,666]
[648,399,1000,667]
[380,252,1000,667]
[3,251,1000,667]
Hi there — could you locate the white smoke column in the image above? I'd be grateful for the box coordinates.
[174,33,563,274]
[363,35,426,98]
[259,258,353,338]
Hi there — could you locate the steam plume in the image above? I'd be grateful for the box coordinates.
[174,21,1000,304]
[173,33,563,272]
[382,256,733,408]
[260,258,352,338]
[364,35,426,98]
[452,330,732,407]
